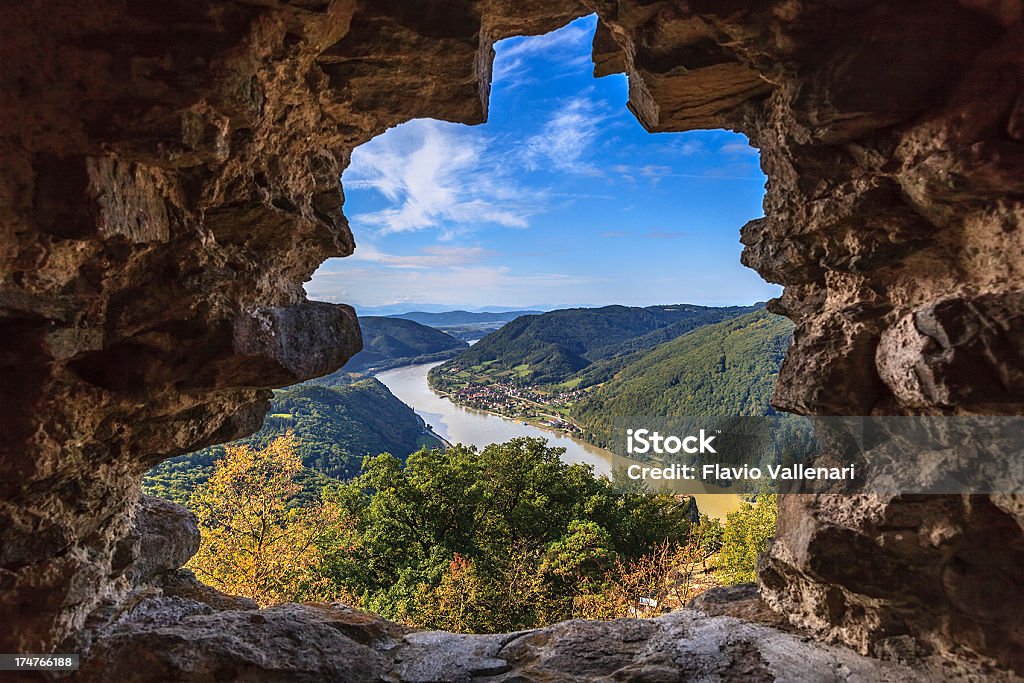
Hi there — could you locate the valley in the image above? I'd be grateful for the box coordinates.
[144,304,785,517]
[388,309,543,342]
[428,306,793,453]
[376,360,743,519]
[330,315,468,374]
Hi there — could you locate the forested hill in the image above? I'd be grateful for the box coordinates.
[340,316,468,374]
[572,309,794,448]
[390,309,543,342]
[438,304,760,385]
[143,378,433,504]
[391,310,541,326]
[146,317,463,504]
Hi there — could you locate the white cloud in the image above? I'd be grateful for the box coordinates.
[344,120,543,237]
[671,138,705,156]
[307,262,601,309]
[640,164,671,179]
[347,243,489,269]
[719,141,759,156]
[522,97,605,175]
[492,21,594,89]
[612,163,672,183]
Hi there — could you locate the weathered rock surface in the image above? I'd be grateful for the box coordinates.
[0,0,583,654]
[688,583,794,631]
[121,495,201,588]
[588,1,1023,672]
[70,598,1010,683]
[1,0,1023,679]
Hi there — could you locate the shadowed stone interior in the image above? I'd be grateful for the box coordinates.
[1,0,1021,679]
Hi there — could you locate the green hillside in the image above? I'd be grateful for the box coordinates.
[391,310,541,326]
[437,304,759,386]
[572,310,794,448]
[339,316,467,374]
[143,378,433,505]
[391,310,541,342]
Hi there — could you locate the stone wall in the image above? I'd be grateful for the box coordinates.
[1,0,1021,676]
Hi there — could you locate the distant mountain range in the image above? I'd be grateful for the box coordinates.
[436,304,762,386]
[387,310,542,342]
[356,304,553,316]
[390,310,543,326]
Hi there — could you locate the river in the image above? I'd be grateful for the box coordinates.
[375,361,740,519]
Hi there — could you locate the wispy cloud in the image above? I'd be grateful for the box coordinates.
[492,21,594,89]
[719,141,759,156]
[346,243,490,269]
[672,138,705,156]
[611,163,673,184]
[344,120,543,238]
[307,263,601,309]
[522,97,606,175]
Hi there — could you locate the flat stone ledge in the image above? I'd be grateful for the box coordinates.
[70,600,1014,682]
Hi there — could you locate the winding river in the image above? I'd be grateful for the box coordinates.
[375,361,740,519]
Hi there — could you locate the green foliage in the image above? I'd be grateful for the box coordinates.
[540,520,616,583]
[716,495,778,584]
[437,304,760,386]
[142,378,426,504]
[573,310,794,447]
[186,434,338,606]
[336,316,467,375]
[140,449,219,506]
[319,437,697,631]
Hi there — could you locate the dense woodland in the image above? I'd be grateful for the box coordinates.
[437,304,760,385]
[186,434,777,631]
[323,437,704,629]
[143,378,430,504]
[337,316,467,374]
[573,309,794,447]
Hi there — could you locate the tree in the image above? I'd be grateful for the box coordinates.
[318,437,698,631]
[716,494,778,584]
[186,433,337,606]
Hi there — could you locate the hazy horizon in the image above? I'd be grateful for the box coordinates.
[355,300,770,316]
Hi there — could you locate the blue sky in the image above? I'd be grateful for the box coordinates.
[306,15,781,312]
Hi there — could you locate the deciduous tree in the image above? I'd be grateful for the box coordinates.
[186,434,337,606]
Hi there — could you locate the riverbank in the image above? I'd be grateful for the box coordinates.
[413,412,449,451]
[428,363,587,437]
[376,362,742,519]
[428,383,584,438]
